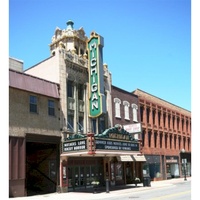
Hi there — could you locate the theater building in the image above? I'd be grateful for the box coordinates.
[24,20,141,192]
[9,60,61,197]
[133,89,191,181]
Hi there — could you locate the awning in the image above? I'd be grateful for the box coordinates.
[117,155,134,162]
[117,155,146,162]
[132,155,146,162]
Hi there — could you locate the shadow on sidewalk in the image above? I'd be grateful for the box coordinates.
[69,184,146,194]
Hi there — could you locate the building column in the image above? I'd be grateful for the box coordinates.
[162,132,165,149]
[155,107,159,128]
[149,104,153,125]
[174,115,177,131]
[151,130,155,148]
[157,131,160,148]
[171,133,175,150]
[143,104,147,125]
[60,157,68,193]
[144,128,148,147]
[178,135,181,149]
[160,108,164,128]
[166,112,169,130]
[170,111,173,130]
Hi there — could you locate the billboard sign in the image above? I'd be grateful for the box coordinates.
[88,32,106,118]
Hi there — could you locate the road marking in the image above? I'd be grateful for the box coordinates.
[150,190,191,200]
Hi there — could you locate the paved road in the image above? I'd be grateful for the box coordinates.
[14,177,191,200]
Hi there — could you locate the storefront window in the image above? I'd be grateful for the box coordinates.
[115,163,123,180]
[145,155,161,179]
[143,163,150,177]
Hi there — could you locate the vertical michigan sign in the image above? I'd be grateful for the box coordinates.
[88,32,106,118]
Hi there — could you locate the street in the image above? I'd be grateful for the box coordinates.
[13,178,191,200]
[94,181,191,200]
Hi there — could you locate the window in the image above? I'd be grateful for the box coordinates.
[99,116,105,134]
[67,114,74,132]
[80,49,84,55]
[78,116,84,133]
[132,104,138,122]
[123,101,130,120]
[114,98,121,118]
[67,80,74,98]
[48,100,55,116]
[30,95,37,113]
[78,83,84,100]
[92,119,97,134]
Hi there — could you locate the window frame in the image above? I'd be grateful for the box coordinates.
[132,104,138,122]
[48,99,55,116]
[29,95,37,113]
[114,98,121,118]
[123,101,130,120]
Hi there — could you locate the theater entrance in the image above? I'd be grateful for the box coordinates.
[67,157,104,191]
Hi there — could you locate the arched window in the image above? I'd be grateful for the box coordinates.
[114,98,121,118]
[123,101,130,120]
[132,104,138,122]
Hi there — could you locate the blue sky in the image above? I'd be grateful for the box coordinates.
[9,0,191,111]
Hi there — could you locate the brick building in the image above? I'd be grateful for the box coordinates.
[133,89,191,180]
[9,63,61,197]
[111,85,146,184]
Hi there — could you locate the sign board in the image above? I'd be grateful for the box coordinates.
[123,123,142,134]
[95,139,139,151]
[63,139,87,152]
[88,32,106,118]
[117,155,134,162]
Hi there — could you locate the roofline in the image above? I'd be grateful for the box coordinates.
[9,57,24,63]
[23,55,54,72]
[112,85,138,98]
[133,88,191,113]
[9,69,60,87]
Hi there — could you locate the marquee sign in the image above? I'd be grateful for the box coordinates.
[88,32,106,118]
[95,139,139,151]
[63,139,87,152]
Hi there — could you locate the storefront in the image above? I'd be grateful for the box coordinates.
[59,126,146,192]
[166,156,180,179]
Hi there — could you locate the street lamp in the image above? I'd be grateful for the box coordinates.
[181,149,187,181]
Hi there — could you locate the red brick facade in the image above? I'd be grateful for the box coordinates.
[133,89,191,180]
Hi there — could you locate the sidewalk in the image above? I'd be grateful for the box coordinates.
[14,177,191,200]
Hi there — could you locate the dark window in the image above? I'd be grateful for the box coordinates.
[154,132,157,148]
[146,108,150,123]
[78,84,84,100]
[170,134,172,148]
[177,117,180,130]
[80,49,84,55]
[174,135,176,149]
[168,115,171,128]
[67,114,74,132]
[165,134,168,149]
[140,106,143,122]
[163,113,166,127]
[172,116,175,129]
[92,119,96,134]
[152,110,156,124]
[48,100,55,116]
[160,133,162,148]
[148,131,151,147]
[158,111,161,126]
[67,80,74,98]
[99,117,105,134]
[30,95,37,113]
